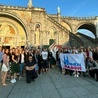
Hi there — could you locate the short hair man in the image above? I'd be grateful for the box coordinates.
[26,55,38,83]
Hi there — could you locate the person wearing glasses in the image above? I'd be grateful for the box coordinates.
[26,55,38,83]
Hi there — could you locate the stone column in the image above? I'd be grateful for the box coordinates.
[26,30,31,48]
[95,24,98,38]
[35,30,40,45]
[95,17,98,38]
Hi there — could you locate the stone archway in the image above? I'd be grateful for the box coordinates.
[76,23,96,37]
[0,12,29,48]
[61,21,72,32]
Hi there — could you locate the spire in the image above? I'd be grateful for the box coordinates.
[57,6,61,23]
[57,6,60,14]
[28,0,33,8]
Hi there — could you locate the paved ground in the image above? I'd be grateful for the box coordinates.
[1,68,98,98]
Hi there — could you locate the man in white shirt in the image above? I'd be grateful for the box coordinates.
[41,48,48,72]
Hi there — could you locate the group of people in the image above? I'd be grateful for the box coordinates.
[56,46,98,81]
[0,45,98,86]
[0,46,56,86]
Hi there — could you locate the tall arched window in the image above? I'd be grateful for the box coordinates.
[49,27,56,39]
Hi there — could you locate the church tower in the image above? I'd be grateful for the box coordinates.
[57,6,61,23]
[27,0,33,8]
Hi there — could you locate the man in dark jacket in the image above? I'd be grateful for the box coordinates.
[26,55,38,83]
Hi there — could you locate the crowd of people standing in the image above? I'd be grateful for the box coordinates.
[0,45,98,86]
[0,46,56,86]
[56,46,98,81]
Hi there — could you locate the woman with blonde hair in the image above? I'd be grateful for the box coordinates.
[10,48,20,83]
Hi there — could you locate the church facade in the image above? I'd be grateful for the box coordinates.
[0,0,98,48]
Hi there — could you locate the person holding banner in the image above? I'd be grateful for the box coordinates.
[56,49,62,73]
[79,48,87,77]
[63,48,70,75]
[72,49,79,77]
[60,47,86,77]
[86,47,93,69]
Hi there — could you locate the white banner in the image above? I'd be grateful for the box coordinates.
[60,53,86,72]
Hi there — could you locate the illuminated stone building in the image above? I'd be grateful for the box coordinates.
[0,0,98,48]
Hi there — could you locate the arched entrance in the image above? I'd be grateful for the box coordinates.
[76,23,96,47]
[0,12,28,48]
[77,23,96,38]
